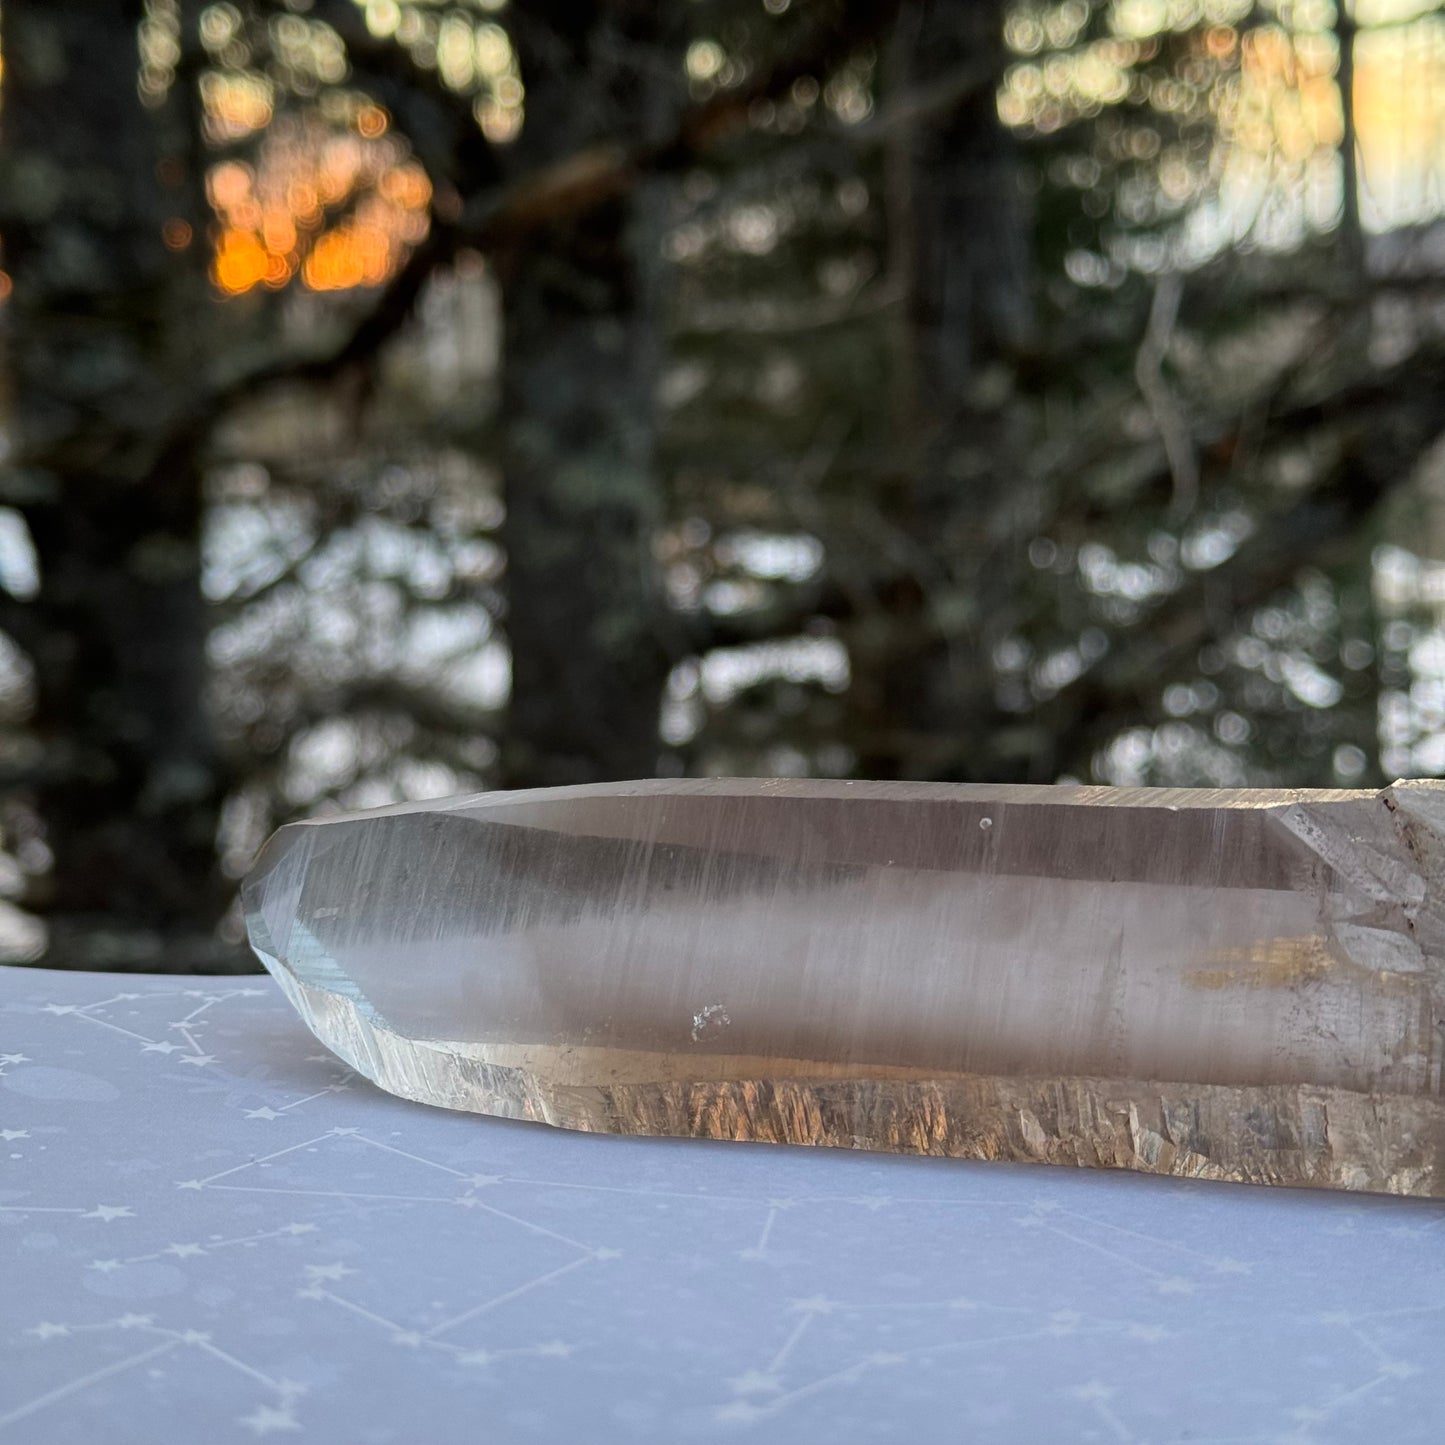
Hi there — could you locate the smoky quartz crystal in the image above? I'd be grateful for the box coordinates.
[243,778,1445,1196]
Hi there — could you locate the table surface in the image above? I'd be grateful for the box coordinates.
[1,965,1442,1445]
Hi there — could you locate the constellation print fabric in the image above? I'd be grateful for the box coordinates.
[1,966,1442,1445]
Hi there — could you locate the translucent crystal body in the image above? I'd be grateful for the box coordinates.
[243,778,1445,1196]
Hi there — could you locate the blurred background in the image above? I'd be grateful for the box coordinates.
[2,0,1445,973]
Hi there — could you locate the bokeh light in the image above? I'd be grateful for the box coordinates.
[203,109,431,296]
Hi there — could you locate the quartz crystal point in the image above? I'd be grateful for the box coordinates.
[243,778,1445,1197]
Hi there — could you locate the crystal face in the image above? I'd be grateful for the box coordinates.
[242,778,1445,1197]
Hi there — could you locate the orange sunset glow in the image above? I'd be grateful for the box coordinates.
[0,5,1443,306]
[205,101,432,297]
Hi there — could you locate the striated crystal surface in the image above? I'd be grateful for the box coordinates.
[242,778,1445,1196]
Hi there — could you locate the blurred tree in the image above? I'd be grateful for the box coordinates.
[6,0,1445,972]
[494,1,677,788]
[657,0,1445,793]
[0,0,907,962]
[283,0,904,794]
[0,0,232,964]
[849,0,1039,781]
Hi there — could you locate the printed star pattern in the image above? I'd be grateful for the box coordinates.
[1,966,1442,1443]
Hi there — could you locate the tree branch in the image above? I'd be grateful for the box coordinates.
[670,0,904,155]
[301,0,502,193]
[190,0,918,425]
[212,221,456,402]
[848,52,1000,147]
[142,220,460,492]
[1040,345,1445,772]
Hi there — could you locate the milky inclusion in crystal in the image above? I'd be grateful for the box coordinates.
[242,778,1445,1196]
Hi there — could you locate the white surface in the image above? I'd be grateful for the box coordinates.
[1,965,1442,1445]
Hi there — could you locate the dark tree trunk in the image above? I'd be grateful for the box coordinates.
[496,198,670,787]
[853,0,1035,782]
[1,1,229,962]
[906,4,1033,424]
[496,5,674,788]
